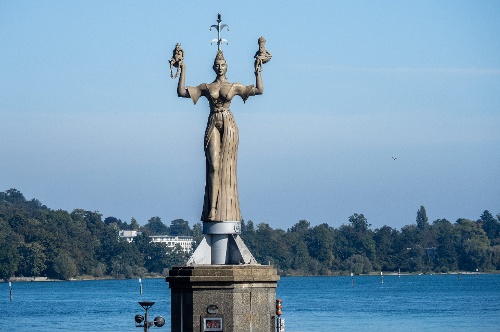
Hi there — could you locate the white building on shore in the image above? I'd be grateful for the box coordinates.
[118,230,142,243]
[118,230,194,252]
[149,235,194,252]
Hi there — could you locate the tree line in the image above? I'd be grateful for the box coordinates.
[1,189,499,280]
[241,207,500,275]
[0,189,191,280]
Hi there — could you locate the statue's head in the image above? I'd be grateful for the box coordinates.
[213,50,227,76]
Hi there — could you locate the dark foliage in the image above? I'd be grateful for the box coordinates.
[1,189,498,279]
[0,189,189,280]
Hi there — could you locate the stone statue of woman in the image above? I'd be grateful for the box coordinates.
[176,49,264,223]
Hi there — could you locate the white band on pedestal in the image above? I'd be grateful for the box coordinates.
[203,221,241,234]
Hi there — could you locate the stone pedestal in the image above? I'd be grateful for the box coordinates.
[166,265,279,332]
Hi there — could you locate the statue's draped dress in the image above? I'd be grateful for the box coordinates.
[187,82,255,222]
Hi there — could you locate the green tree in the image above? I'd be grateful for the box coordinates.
[395,225,424,272]
[307,223,334,265]
[68,209,100,275]
[97,225,129,275]
[192,222,203,246]
[345,254,372,275]
[290,220,310,234]
[478,210,500,245]
[407,245,425,272]
[242,220,255,233]
[143,217,168,235]
[144,243,169,273]
[490,245,500,270]
[348,214,376,262]
[288,233,313,273]
[0,218,20,279]
[50,251,77,280]
[334,225,352,261]
[251,223,291,270]
[170,219,191,236]
[416,206,429,230]
[373,225,399,271]
[131,217,139,230]
[92,262,107,278]
[432,219,458,272]
[241,220,257,255]
[455,219,490,271]
[104,216,128,230]
[253,223,277,264]
[17,242,47,277]
[3,188,26,204]
[164,244,190,270]
[286,220,316,273]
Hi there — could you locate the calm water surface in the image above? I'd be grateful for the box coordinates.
[277,274,500,332]
[1,274,499,331]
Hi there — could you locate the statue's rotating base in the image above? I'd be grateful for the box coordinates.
[166,265,279,332]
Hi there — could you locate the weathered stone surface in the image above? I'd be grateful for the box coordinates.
[167,265,279,332]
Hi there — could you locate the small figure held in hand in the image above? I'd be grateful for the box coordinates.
[169,43,184,79]
[254,36,272,73]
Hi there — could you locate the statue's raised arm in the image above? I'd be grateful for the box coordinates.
[170,44,189,98]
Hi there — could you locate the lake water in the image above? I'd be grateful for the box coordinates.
[1,274,499,331]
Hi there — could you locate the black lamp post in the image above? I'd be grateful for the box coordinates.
[135,301,165,331]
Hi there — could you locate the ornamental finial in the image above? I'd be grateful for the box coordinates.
[210,13,229,51]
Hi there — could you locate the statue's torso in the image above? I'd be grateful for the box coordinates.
[207,81,235,111]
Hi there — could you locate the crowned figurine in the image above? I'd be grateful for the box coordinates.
[169,43,184,78]
[254,36,272,72]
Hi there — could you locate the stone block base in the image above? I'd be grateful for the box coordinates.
[166,265,280,332]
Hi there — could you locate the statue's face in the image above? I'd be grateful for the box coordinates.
[213,59,227,76]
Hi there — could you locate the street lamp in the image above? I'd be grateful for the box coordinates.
[135,301,165,331]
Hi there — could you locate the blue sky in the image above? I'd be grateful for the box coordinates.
[1,1,499,230]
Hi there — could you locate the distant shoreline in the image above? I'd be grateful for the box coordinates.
[3,270,499,283]
[3,275,164,283]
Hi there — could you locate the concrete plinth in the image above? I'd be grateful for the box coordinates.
[166,265,280,332]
